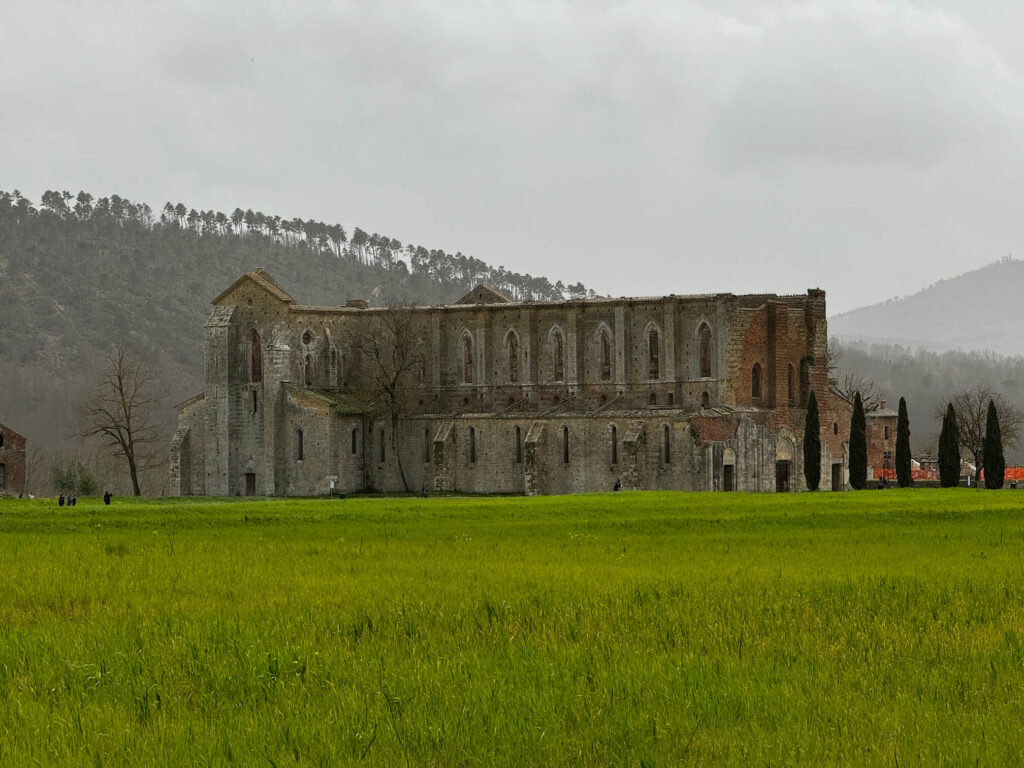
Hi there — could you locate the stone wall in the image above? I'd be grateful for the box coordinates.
[0,422,27,496]
[172,270,890,497]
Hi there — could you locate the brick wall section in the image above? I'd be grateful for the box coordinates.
[171,272,892,496]
[0,422,27,496]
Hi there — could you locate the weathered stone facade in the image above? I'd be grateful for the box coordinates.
[0,421,27,496]
[171,270,893,496]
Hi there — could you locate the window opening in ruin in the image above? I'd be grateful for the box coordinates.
[611,425,618,464]
[833,422,838,435]
[352,428,358,454]
[424,427,431,463]
[884,425,890,440]
[304,355,312,386]
[0,433,4,447]
[599,329,611,381]
[751,363,762,399]
[515,426,522,463]
[302,330,313,345]
[295,428,304,461]
[552,331,564,381]
[699,323,712,378]
[248,329,262,383]
[649,393,657,406]
[668,393,674,406]
[788,364,796,406]
[0,462,5,489]
[380,429,385,462]
[648,328,660,380]
[663,425,671,464]
[462,334,474,384]
[507,332,519,383]
[469,427,476,463]
[563,426,569,463]
[251,390,258,414]
[245,472,255,496]
[701,391,710,408]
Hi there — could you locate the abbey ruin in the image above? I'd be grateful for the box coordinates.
[170,270,895,496]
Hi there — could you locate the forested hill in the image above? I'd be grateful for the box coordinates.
[829,257,1024,355]
[0,189,590,487]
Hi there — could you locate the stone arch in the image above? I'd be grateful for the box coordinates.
[696,320,713,379]
[503,328,520,383]
[661,422,672,464]
[459,329,474,384]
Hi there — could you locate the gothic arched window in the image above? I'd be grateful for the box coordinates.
[552,330,564,381]
[698,323,712,378]
[751,363,762,400]
[461,334,473,384]
[506,332,519,383]
[599,329,612,382]
[248,329,262,383]
[648,328,660,380]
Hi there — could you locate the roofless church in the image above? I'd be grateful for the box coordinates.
[170,270,894,496]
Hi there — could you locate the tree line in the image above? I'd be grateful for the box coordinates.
[802,385,1018,491]
[1,189,591,303]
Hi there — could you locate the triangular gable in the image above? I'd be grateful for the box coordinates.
[455,282,511,305]
[0,421,27,441]
[212,269,296,306]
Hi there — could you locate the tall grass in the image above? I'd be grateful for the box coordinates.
[1,490,1023,765]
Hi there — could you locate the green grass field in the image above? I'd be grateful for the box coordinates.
[2,490,1024,766]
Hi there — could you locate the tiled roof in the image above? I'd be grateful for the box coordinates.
[212,268,295,305]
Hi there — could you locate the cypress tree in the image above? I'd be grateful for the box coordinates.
[938,403,960,488]
[848,391,867,490]
[803,391,821,491]
[895,396,911,488]
[983,399,1005,489]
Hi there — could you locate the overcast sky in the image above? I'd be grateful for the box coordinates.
[3,1,1022,313]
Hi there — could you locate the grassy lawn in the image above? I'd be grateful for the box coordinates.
[2,490,1024,766]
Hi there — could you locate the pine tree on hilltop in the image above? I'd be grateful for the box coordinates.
[938,403,960,488]
[895,396,911,488]
[983,399,1005,489]
[849,391,867,490]
[803,391,821,491]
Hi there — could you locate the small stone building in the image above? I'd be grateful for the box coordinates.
[0,422,27,496]
[171,269,894,496]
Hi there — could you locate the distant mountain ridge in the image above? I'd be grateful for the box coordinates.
[829,257,1024,356]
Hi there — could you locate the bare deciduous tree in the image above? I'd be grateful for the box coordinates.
[351,305,427,492]
[827,337,884,412]
[939,384,1023,486]
[834,372,884,413]
[78,348,165,496]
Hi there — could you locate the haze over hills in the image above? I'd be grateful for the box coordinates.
[829,257,1024,356]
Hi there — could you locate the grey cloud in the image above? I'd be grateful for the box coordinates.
[710,3,1018,168]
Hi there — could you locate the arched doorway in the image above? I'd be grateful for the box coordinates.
[776,438,794,492]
